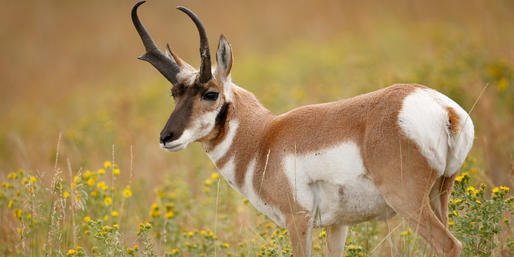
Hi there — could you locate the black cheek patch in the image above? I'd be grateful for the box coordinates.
[216,102,230,127]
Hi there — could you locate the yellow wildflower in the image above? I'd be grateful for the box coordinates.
[318,230,326,238]
[91,190,98,197]
[112,211,119,217]
[492,187,500,194]
[104,161,112,168]
[22,178,28,185]
[466,186,477,195]
[29,176,36,183]
[211,173,220,180]
[500,186,510,192]
[221,243,229,248]
[8,200,13,208]
[448,221,455,226]
[83,170,91,179]
[454,199,462,204]
[452,211,457,216]
[26,213,31,220]
[127,248,134,254]
[83,216,91,222]
[104,215,109,221]
[165,211,174,219]
[97,181,108,191]
[455,175,464,182]
[104,197,112,206]
[73,176,81,183]
[188,231,194,237]
[113,224,119,228]
[476,200,481,204]
[134,245,139,251]
[165,203,174,211]
[201,230,206,235]
[86,178,95,187]
[123,186,132,198]
[17,228,22,235]
[171,248,179,254]
[150,209,161,217]
[113,168,120,176]
[204,179,212,185]
[98,169,105,175]
[67,249,76,255]
[63,192,70,198]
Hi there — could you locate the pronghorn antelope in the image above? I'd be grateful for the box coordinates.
[131,2,474,256]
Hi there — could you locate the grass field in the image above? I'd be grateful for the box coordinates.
[0,0,512,256]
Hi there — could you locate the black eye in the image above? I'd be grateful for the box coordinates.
[203,92,219,101]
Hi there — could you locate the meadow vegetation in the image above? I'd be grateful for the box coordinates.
[0,0,513,256]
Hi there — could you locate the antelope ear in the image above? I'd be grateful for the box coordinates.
[215,34,233,81]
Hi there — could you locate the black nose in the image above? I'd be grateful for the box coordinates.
[160,132,174,144]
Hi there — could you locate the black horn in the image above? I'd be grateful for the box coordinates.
[176,6,212,83]
[132,1,181,85]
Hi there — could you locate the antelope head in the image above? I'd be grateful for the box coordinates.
[132,1,233,151]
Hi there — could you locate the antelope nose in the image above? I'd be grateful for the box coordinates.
[160,132,174,144]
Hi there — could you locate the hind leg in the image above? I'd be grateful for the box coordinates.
[438,173,459,226]
[378,175,461,257]
[364,141,462,256]
[430,176,445,222]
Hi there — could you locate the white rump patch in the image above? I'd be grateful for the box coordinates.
[398,88,474,176]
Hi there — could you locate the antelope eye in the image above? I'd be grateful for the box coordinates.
[203,92,219,101]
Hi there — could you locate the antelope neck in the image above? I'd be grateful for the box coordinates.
[203,86,274,187]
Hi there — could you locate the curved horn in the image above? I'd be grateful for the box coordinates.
[176,6,212,83]
[132,1,180,85]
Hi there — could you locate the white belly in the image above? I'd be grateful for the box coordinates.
[283,141,395,226]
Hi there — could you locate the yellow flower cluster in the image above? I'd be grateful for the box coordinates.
[455,172,469,183]
[149,203,161,217]
[466,186,478,196]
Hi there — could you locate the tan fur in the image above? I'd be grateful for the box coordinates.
[446,106,460,134]
[202,83,461,256]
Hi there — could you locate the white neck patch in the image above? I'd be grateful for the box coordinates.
[206,119,239,162]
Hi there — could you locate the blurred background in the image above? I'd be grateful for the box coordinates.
[0,0,512,190]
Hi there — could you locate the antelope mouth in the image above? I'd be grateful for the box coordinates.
[160,142,187,152]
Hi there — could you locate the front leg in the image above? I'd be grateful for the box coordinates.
[286,212,313,257]
[327,223,348,257]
